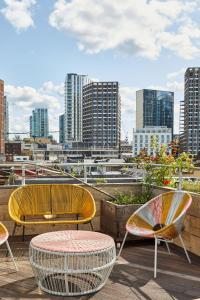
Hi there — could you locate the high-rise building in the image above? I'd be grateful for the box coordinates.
[4,96,9,141]
[0,80,5,154]
[64,73,90,143]
[181,67,200,155]
[30,108,49,138]
[59,114,65,144]
[136,89,174,135]
[82,82,121,149]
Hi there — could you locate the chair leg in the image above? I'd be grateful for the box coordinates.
[5,240,18,272]
[117,231,128,258]
[89,221,94,231]
[12,223,17,238]
[22,225,25,241]
[165,240,171,255]
[154,237,158,278]
[6,222,18,257]
[22,216,25,241]
[179,234,191,264]
[76,214,79,230]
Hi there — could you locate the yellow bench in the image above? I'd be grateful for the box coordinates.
[8,184,96,239]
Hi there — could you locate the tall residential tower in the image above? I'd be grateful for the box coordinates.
[30,108,49,138]
[136,89,174,135]
[82,82,121,149]
[59,114,65,144]
[0,80,5,154]
[4,96,9,142]
[181,67,200,155]
[64,73,89,143]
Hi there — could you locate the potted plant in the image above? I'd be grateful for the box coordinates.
[100,188,151,242]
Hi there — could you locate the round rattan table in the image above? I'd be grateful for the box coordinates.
[29,230,116,296]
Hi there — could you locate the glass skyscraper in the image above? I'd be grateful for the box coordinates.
[136,89,174,135]
[30,108,49,138]
[64,73,90,143]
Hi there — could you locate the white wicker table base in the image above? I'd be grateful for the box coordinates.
[29,231,116,296]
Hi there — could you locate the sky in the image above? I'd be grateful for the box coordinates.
[0,0,200,142]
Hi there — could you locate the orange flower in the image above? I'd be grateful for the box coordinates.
[163,180,171,185]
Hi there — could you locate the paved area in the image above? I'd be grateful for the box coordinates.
[0,237,200,299]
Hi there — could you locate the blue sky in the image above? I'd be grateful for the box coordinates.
[0,0,200,141]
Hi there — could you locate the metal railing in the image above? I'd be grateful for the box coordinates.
[1,161,199,190]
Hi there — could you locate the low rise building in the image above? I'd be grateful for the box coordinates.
[132,126,172,157]
[5,142,22,161]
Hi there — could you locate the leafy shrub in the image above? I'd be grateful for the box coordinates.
[112,191,150,205]
[142,149,193,188]
[95,178,107,184]
[182,180,200,194]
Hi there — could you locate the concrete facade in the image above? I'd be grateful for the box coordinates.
[82,82,121,149]
[182,67,200,155]
[133,126,172,156]
[0,80,5,154]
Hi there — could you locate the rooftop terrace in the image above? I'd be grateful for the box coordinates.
[1,237,200,300]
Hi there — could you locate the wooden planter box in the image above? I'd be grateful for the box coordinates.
[100,199,141,243]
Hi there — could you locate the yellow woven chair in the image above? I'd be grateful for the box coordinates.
[8,184,96,239]
[0,222,18,271]
[118,191,192,278]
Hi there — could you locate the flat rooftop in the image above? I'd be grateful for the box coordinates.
[0,237,200,299]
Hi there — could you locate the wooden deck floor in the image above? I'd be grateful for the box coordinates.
[0,237,200,300]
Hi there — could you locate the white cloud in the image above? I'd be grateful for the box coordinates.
[120,86,138,140]
[49,0,200,59]
[39,81,64,96]
[5,82,64,139]
[167,68,185,80]
[1,0,36,31]
[166,81,184,93]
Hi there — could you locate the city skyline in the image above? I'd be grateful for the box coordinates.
[1,0,200,140]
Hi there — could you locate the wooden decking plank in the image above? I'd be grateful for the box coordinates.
[0,238,200,299]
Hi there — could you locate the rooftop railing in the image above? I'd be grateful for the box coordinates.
[1,161,199,191]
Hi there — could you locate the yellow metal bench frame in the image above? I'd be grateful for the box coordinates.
[8,184,96,239]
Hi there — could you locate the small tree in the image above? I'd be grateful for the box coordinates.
[150,135,158,157]
[173,152,194,190]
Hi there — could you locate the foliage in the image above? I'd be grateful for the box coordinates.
[95,178,107,184]
[124,157,135,163]
[150,134,158,156]
[172,152,194,173]
[141,146,194,188]
[121,165,129,173]
[143,145,176,187]
[112,191,151,205]
[182,180,200,194]
[70,168,78,177]
[7,171,18,185]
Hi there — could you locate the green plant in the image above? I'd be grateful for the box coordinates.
[141,147,194,189]
[70,168,78,177]
[95,178,107,184]
[150,134,158,157]
[173,152,194,173]
[112,191,150,205]
[7,172,18,185]
[182,180,200,194]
